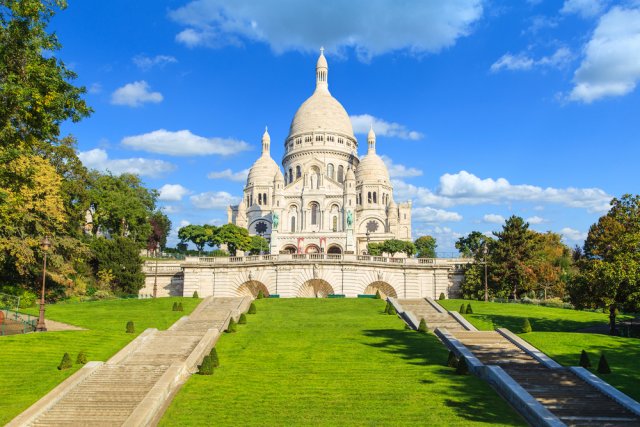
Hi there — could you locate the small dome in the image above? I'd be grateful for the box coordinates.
[274,169,284,182]
[356,152,390,183]
[317,48,328,69]
[289,91,354,137]
[247,155,280,186]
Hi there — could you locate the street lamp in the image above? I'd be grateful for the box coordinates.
[36,236,51,332]
[483,243,489,302]
[153,242,159,298]
[365,231,371,255]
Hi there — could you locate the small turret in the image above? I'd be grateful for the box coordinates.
[367,125,376,154]
[316,47,329,92]
[262,126,271,156]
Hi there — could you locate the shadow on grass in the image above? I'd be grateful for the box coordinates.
[362,328,523,426]
[469,313,608,333]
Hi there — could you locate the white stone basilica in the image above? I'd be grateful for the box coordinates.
[228,50,412,255]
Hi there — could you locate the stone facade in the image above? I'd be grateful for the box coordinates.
[228,49,411,255]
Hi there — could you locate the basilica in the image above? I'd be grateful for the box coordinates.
[228,49,412,255]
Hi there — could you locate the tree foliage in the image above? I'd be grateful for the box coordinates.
[147,210,171,252]
[89,237,145,294]
[414,235,437,258]
[455,231,487,258]
[214,223,252,256]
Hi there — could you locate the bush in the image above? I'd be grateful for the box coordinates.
[384,301,390,314]
[126,321,135,334]
[388,304,397,315]
[193,291,199,298]
[465,304,473,314]
[522,318,532,333]
[248,303,257,314]
[418,318,429,333]
[439,293,445,300]
[459,304,465,313]
[447,351,458,368]
[198,355,214,375]
[455,355,469,375]
[238,313,247,324]
[178,302,184,311]
[374,290,381,300]
[579,350,591,368]
[58,353,72,370]
[76,351,87,365]
[257,290,265,299]
[597,353,611,374]
[172,302,178,311]
[209,347,220,368]
[226,317,237,333]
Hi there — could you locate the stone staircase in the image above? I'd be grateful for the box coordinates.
[9,297,251,427]
[397,298,468,332]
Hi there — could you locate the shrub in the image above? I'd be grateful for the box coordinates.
[465,304,473,314]
[248,303,257,314]
[76,351,87,365]
[172,302,178,311]
[193,291,199,298]
[455,355,469,375]
[404,323,411,330]
[522,318,532,333]
[439,293,445,300]
[388,304,397,315]
[597,353,611,374]
[447,351,458,368]
[58,353,72,370]
[198,355,214,375]
[257,290,265,299]
[238,313,247,324]
[209,347,220,368]
[374,290,381,299]
[384,301,390,314]
[178,302,184,312]
[418,318,429,333]
[226,318,237,333]
[579,350,591,368]
[126,321,135,334]
[459,304,465,313]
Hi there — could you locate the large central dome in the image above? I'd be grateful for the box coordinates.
[287,49,354,139]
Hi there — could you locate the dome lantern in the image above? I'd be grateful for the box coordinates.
[316,47,328,92]
[367,125,376,154]
[262,126,271,156]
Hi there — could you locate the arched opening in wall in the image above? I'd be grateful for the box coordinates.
[281,245,297,254]
[364,281,398,298]
[305,244,321,254]
[297,279,335,298]
[310,202,319,225]
[237,280,270,298]
[327,163,335,180]
[327,245,342,254]
[337,165,344,183]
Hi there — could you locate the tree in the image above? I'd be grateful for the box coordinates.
[178,225,211,255]
[147,211,171,254]
[89,237,145,294]
[214,224,252,256]
[414,236,437,258]
[491,216,536,299]
[367,242,383,256]
[381,239,409,257]
[248,235,269,255]
[455,231,488,258]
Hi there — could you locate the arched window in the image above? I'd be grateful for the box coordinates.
[288,168,293,183]
[291,216,296,232]
[337,165,344,183]
[310,202,319,225]
[258,194,262,205]
[327,163,335,180]
[332,216,338,231]
[263,193,268,205]
[368,192,372,203]
[296,166,302,179]
[373,192,377,204]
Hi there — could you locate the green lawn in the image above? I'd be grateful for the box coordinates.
[0,297,200,425]
[438,299,640,401]
[161,299,524,426]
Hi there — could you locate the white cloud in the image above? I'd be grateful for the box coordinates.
[560,227,588,242]
[350,114,423,140]
[169,0,483,60]
[568,6,640,103]
[111,81,163,107]
[392,170,611,213]
[133,54,178,71]
[561,0,607,18]
[413,207,463,223]
[158,184,191,201]
[380,155,423,179]
[207,168,250,182]
[78,148,175,178]
[122,129,250,156]
[483,213,505,224]
[190,191,240,209]
[491,47,572,72]
[526,215,545,224]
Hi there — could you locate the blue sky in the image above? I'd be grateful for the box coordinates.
[53,0,640,253]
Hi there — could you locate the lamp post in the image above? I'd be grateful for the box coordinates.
[36,236,51,332]
[365,231,371,255]
[153,242,159,298]
[483,243,489,302]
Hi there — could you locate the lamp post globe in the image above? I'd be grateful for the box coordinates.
[36,236,51,332]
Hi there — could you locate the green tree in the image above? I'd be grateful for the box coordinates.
[381,239,408,257]
[178,224,211,255]
[214,224,252,256]
[414,235,437,258]
[455,231,488,258]
[367,242,383,256]
[89,237,145,294]
[491,216,536,299]
[248,235,269,255]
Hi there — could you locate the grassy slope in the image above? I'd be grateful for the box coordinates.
[439,299,640,401]
[161,299,524,426]
[0,297,200,425]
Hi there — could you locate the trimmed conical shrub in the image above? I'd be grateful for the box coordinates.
[579,350,591,368]
[226,317,237,333]
[404,323,411,330]
[257,290,265,299]
[248,303,257,314]
[374,290,381,299]
[439,293,445,300]
[459,304,465,313]
[447,351,458,368]
[193,291,199,298]
[172,302,178,311]
[465,304,473,314]
[455,355,469,375]
[58,353,72,370]
[597,353,611,374]
[178,302,184,312]
[522,318,532,333]
[388,304,397,315]
[126,321,135,334]
[76,351,87,365]
[238,313,247,324]
[209,347,220,368]
[198,355,214,375]
[418,318,429,333]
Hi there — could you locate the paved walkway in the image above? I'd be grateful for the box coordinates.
[9,297,250,427]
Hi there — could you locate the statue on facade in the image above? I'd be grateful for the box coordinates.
[272,212,279,229]
[346,210,353,228]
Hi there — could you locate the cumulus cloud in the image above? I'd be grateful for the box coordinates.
[190,191,240,209]
[111,81,163,107]
[483,214,506,224]
[350,114,423,140]
[169,0,483,60]
[392,170,611,213]
[78,148,175,178]
[526,215,545,224]
[413,207,463,223]
[568,6,640,103]
[207,168,250,182]
[158,184,191,201]
[133,54,178,71]
[560,227,588,242]
[122,129,250,156]
[491,47,572,72]
[561,0,608,18]
[380,155,423,179]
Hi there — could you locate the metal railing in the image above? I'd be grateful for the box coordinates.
[183,254,472,266]
[0,309,37,336]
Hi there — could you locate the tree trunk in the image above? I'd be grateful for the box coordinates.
[609,304,618,336]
